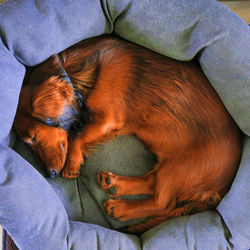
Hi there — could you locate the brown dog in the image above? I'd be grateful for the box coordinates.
[14,35,242,233]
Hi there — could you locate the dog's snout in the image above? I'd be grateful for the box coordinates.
[47,169,58,178]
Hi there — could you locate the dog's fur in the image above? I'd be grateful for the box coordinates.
[14,35,242,233]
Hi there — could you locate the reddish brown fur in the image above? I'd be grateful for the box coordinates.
[14,35,242,233]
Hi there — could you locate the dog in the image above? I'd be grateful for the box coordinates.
[14,35,242,233]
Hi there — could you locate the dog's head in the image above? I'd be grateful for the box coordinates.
[13,56,91,177]
[14,72,76,177]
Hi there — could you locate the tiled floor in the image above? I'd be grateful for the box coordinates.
[0,1,249,250]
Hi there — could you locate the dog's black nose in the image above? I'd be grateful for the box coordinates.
[47,169,58,178]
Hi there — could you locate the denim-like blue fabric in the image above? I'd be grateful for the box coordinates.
[0,0,249,249]
[141,211,233,250]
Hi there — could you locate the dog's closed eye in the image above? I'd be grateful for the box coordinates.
[31,134,37,143]
[24,134,37,144]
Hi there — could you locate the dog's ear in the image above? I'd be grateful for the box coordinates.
[23,55,62,88]
[31,76,74,118]
[49,54,63,68]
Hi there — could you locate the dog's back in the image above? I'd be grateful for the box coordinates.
[62,36,241,195]
[64,36,241,214]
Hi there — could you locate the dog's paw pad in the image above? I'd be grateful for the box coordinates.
[107,206,115,217]
[108,186,117,194]
[97,171,114,187]
[97,171,122,196]
[105,176,111,185]
[103,199,116,217]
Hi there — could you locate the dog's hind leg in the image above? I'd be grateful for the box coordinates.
[97,170,156,197]
[120,215,168,234]
[103,160,179,221]
[124,191,221,234]
[103,157,221,223]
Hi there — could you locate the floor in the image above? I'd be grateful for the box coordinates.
[222,0,250,23]
[0,1,249,249]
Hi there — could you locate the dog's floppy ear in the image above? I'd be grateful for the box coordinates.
[31,76,74,118]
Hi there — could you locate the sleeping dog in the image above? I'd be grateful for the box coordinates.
[14,35,242,233]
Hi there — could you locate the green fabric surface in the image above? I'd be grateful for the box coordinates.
[81,135,156,229]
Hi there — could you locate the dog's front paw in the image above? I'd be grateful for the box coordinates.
[62,163,81,178]
[62,154,83,179]
[62,139,85,178]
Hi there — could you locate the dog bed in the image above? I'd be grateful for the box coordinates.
[0,0,249,249]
